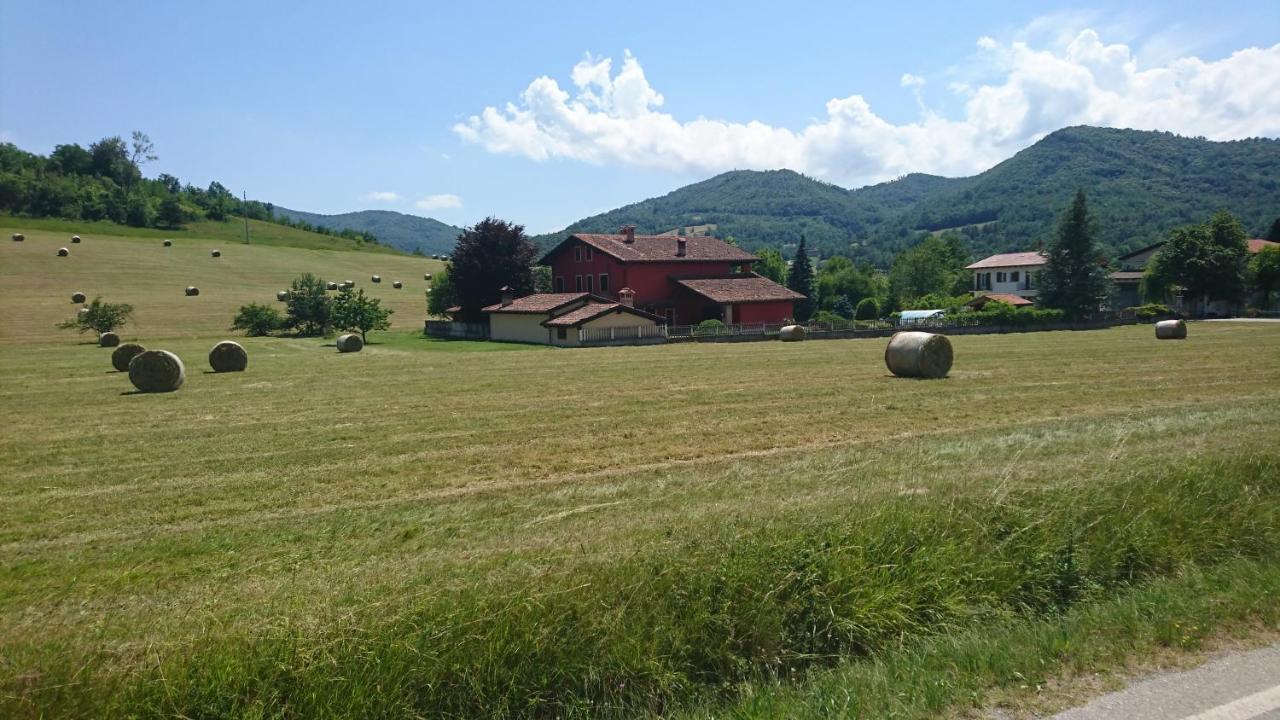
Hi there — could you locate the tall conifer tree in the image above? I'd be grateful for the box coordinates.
[786,236,815,321]
[1039,190,1109,319]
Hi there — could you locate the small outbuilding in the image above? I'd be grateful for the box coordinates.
[965,293,1035,310]
[898,309,947,327]
[483,287,665,346]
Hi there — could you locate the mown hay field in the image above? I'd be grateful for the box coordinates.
[1,225,1278,718]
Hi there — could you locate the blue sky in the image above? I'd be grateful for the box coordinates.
[1,1,1277,233]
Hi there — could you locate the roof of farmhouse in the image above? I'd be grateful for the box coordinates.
[481,292,592,314]
[674,274,806,304]
[965,252,1049,270]
[539,233,759,264]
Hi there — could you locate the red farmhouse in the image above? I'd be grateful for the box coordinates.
[538,226,803,325]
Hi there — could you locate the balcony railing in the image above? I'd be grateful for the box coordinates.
[579,325,669,344]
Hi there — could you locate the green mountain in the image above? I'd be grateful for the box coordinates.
[532,127,1280,266]
[273,207,461,256]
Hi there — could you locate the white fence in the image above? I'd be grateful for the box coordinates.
[579,325,669,344]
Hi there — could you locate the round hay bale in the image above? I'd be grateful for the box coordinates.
[326,281,338,291]
[163,239,172,247]
[211,249,221,257]
[11,233,23,242]
[779,324,806,342]
[78,307,90,319]
[344,279,354,287]
[71,235,81,243]
[57,247,70,257]
[371,275,381,283]
[336,333,364,353]
[208,340,248,372]
[111,343,146,372]
[392,281,403,289]
[71,291,86,304]
[884,331,953,379]
[185,286,200,297]
[128,350,185,393]
[1155,319,1187,340]
[424,273,432,280]
[98,331,120,348]
[276,290,288,301]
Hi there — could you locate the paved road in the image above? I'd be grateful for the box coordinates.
[1051,643,1280,720]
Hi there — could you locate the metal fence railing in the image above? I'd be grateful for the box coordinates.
[579,325,669,344]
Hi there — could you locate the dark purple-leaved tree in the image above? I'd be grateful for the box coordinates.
[450,217,538,322]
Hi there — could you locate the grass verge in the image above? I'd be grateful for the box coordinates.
[8,450,1277,718]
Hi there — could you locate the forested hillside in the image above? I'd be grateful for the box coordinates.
[533,127,1280,266]
[273,207,461,256]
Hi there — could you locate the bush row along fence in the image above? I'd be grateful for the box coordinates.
[667,312,1141,343]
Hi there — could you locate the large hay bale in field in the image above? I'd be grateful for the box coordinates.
[71,235,81,243]
[371,275,381,283]
[885,331,953,379]
[344,279,354,288]
[71,291,86,304]
[11,233,23,242]
[208,340,248,372]
[211,249,221,257]
[128,350,185,393]
[779,324,806,342]
[98,332,120,348]
[57,247,70,257]
[1155,319,1187,340]
[163,239,172,247]
[185,286,200,296]
[424,273,432,280]
[111,343,146,372]
[392,281,403,289]
[326,281,338,290]
[336,333,363,353]
[276,290,288,301]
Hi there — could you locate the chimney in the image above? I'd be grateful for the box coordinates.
[676,237,687,257]
[618,287,635,307]
[499,285,514,307]
[620,224,636,243]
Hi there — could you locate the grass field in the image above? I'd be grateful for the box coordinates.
[1,225,1279,717]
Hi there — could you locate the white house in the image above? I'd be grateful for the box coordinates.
[965,252,1047,301]
[482,287,666,347]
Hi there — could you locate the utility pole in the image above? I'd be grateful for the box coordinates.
[242,190,250,244]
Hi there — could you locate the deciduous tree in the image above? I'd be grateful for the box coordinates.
[450,218,537,322]
[332,287,393,342]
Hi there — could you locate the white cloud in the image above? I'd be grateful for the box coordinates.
[363,191,401,202]
[415,193,462,211]
[454,33,1280,187]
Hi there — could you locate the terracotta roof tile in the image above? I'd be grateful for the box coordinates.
[482,292,589,313]
[542,302,662,327]
[965,252,1048,270]
[1249,239,1278,254]
[674,275,805,303]
[539,233,758,264]
[966,293,1034,308]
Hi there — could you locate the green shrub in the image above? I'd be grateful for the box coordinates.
[811,310,849,327]
[973,302,1068,326]
[1126,303,1173,320]
[831,295,855,319]
[57,297,133,335]
[694,319,728,336]
[231,303,284,337]
[854,297,878,320]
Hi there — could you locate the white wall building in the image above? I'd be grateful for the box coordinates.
[965,252,1047,300]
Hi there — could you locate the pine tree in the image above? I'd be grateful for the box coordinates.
[1038,190,1109,320]
[786,236,815,321]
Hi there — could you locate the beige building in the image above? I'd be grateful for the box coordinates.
[483,287,665,347]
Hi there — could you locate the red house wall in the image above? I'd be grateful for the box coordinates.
[546,239,748,308]
[735,300,794,324]
[549,242,620,295]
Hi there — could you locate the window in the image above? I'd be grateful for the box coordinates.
[556,328,567,340]
[575,275,583,291]
[599,274,609,292]
[996,271,1006,283]
[585,274,594,292]
[574,246,582,262]
[1011,271,1020,282]
[554,276,564,292]
[585,247,593,261]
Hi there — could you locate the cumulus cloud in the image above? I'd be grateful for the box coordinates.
[363,191,401,202]
[454,32,1280,187]
[415,193,462,211]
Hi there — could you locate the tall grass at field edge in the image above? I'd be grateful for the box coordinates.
[11,453,1279,718]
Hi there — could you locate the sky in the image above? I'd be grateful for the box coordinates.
[1,0,1277,234]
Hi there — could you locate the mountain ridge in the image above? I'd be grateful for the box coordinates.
[272,207,462,256]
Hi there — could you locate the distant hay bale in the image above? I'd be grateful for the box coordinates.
[336,333,364,353]
[57,247,70,257]
[11,233,23,242]
[885,331,953,379]
[98,332,120,348]
[71,291,86,304]
[392,281,403,289]
[779,324,806,342]
[208,340,248,372]
[71,235,81,243]
[211,250,221,257]
[372,275,381,283]
[326,281,338,290]
[424,273,432,280]
[163,239,172,247]
[276,291,288,301]
[185,286,200,296]
[1155,319,1187,340]
[78,307,90,319]
[128,350,185,393]
[111,343,146,372]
